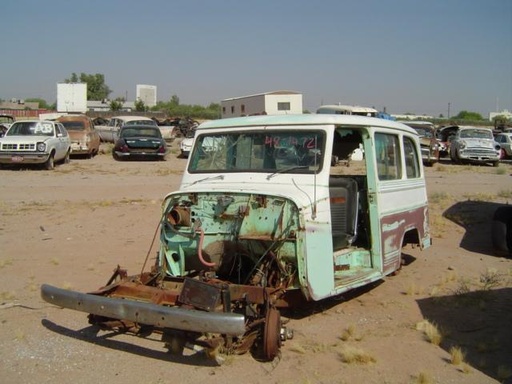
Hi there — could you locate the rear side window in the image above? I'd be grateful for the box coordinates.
[403,136,420,178]
[375,133,402,180]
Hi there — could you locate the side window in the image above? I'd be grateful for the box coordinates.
[375,133,402,180]
[58,123,68,137]
[403,136,420,178]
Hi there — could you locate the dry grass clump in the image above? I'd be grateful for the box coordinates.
[50,257,60,265]
[495,167,508,175]
[416,320,442,346]
[0,258,14,268]
[0,291,16,301]
[14,329,26,341]
[449,346,465,365]
[497,188,512,198]
[337,345,376,364]
[338,324,364,342]
[479,269,504,290]
[412,371,434,384]
[404,281,423,296]
[62,282,73,290]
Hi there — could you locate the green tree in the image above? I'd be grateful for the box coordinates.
[65,73,112,101]
[25,98,51,109]
[170,95,180,107]
[453,110,483,120]
[134,99,147,112]
[110,100,123,111]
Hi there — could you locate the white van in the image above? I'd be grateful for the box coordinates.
[317,104,379,117]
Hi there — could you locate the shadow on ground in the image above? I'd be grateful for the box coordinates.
[417,287,512,383]
[41,319,219,367]
[443,200,506,256]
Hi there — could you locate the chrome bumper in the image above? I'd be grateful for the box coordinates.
[41,284,246,335]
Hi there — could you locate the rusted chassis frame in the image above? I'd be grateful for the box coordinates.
[40,271,302,354]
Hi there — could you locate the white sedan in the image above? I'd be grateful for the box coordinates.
[0,120,71,170]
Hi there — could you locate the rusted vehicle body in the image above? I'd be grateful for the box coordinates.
[57,114,100,158]
[400,121,439,166]
[41,114,431,361]
[0,114,15,137]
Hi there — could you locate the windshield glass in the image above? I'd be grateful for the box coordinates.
[61,121,85,131]
[460,129,493,139]
[123,120,157,126]
[189,130,325,173]
[7,121,55,136]
[121,127,161,138]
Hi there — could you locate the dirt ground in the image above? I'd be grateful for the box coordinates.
[1,143,511,384]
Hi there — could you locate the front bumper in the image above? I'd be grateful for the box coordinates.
[0,151,50,164]
[458,149,499,162]
[41,284,246,335]
[114,151,166,158]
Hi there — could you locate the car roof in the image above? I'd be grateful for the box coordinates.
[113,116,153,121]
[12,119,56,124]
[198,114,417,135]
[57,114,89,120]
[120,124,159,129]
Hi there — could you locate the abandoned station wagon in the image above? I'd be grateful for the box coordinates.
[42,114,431,361]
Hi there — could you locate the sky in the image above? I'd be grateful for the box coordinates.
[1,0,511,118]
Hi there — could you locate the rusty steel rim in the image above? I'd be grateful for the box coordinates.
[263,307,281,360]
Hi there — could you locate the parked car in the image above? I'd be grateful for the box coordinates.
[112,125,167,161]
[96,116,175,143]
[437,125,459,158]
[0,120,71,170]
[95,116,155,143]
[0,114,15,137]
[494,132,512,159]
[179,129,195,158]
[449,126,500,167]
[400,121,439,166]
[57,114,100,158]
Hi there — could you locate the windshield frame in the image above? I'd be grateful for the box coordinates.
[187,128,326,175]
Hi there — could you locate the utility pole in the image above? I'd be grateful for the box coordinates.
[448,102,451,118]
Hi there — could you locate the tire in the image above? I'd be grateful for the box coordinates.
[63,150,70,164]
[491,206,512,257]
[492,161,499,167]
[44,153,55,170]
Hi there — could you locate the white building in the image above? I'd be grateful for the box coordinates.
[221,90,303,118]
[57,83,87,113]
[136,84,157,107]
[489,109,512,121]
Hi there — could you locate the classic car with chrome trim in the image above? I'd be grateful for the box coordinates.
[449,126,500,167]
[112,125,168,160]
